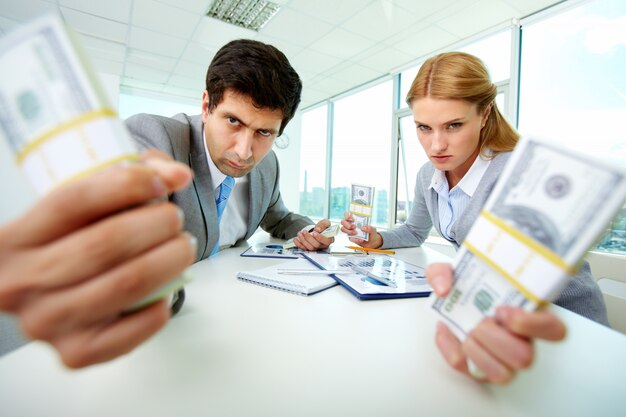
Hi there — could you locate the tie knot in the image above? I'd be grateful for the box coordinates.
[216,176,234,215]
[219,176,234,200]
[222,175,235,190]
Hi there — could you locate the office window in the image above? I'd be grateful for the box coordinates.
[459,30,511,84]
[396,114,429,224]
[299,104,328,218]
[330,80,393,226]
[495,90,506,117]
[398,29,512,110]
[518,0,626,255]
[399,65,420,109]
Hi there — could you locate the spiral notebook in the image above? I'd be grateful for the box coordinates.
[237,259,338,296]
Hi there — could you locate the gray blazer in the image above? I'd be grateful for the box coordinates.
[126,113,312,262]
[381,153,609,325]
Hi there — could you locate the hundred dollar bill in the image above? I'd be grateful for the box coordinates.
[429,136,626,340]
[0,15,137,195]
[0,15,188,311]
[282,223,341,249]
[350,184,375,240]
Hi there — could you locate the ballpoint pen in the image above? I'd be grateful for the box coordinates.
[349,266,399,288]
[345,246,396,255]
[277,269,353,275]
[328,250,364,255]
[362,274,398,288]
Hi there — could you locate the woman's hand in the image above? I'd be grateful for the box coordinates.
[427,263,567,384]
[340,212,383,248]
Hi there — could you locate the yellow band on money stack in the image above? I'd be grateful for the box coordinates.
[0,14,187,312]
[428,136,626,341]
[463,210,577,306]
[0,15,139,197]
[349,201,373,218]
[16,107,139,195]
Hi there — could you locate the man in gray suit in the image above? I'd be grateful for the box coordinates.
[126,40,333,282]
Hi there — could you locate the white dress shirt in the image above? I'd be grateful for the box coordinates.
[429,154,491,240]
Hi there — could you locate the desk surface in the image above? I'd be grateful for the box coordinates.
[1,236,625,417]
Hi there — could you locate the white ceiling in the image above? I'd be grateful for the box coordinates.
[0,0,561,109]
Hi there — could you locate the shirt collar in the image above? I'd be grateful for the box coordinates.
[428,153,492,197]
[428,169,448,194]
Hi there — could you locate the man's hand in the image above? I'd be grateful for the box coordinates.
[427,263,566,384]
[340,212,383,248]
[0,152,195,368]
[292,219,335,251]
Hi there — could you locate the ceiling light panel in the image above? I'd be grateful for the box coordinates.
[206,0,280,31]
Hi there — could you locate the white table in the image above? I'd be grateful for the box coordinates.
[1,236,625,417]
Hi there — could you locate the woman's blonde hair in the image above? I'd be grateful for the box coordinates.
[406,52,519,157]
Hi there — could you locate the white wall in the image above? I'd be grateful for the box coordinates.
[274,112,302,212]
[118,91,200,120]
[98,72,120,111]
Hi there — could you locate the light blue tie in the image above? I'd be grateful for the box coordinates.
[211,176,234,256]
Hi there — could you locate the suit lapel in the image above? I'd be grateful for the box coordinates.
[246,168,263,239]
[187,116,219,259]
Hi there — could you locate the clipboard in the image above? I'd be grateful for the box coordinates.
[240,244,302,259]
[300,251,432,300]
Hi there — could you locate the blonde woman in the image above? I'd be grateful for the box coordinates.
[341,52,607,383]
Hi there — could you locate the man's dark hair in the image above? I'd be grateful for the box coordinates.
[205,39,302,136]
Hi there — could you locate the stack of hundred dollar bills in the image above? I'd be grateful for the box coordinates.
[0,15,187,310]
[350,184,375,240]
[0,14,137,196]
[430,136,626,340]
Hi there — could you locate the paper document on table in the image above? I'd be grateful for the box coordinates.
[0,15,186,311]
[429,136,626,340]
[349,254,426,288]
[302,251,431,299]
[0,14,137,195]
[350,184,375,240]
[282,223,341,249]
[241,244,301,259]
